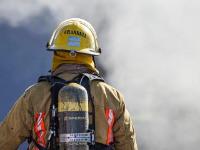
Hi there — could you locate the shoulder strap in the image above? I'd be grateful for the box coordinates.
[38,73,104,84]
[27,136,47,150]
[79,73,104,149]
[38,75,68,84]
[49,82,65,150]
[82,73,104,82]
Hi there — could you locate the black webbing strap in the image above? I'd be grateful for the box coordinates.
[80,76,96,149]
[79,74,104,131]
[49,81,65,150]
[80,73,104,149]
[38,75,68,83]
[27,136,47,150]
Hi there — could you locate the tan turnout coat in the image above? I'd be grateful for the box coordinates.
[0,65,138,150]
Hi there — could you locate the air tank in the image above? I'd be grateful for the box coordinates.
[58,83,90,150]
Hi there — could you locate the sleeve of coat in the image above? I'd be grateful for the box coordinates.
[113,93,138,150]
[0,88,33,150]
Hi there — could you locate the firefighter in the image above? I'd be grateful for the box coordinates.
[0,18,138,150]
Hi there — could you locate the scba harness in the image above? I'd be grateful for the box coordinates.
[28,73,114,150]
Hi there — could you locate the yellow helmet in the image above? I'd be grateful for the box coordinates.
[47,18,101,56]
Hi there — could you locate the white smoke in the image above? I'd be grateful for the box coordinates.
[1,0,200,149]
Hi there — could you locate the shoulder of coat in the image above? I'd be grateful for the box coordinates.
[24,83,38,93]
[92,80,124,99]
[24,81,50,93]
[92,80,120,91]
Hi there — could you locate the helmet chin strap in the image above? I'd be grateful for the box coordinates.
[92,56,97,68]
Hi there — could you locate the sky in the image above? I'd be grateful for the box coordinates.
[0,0,200,149]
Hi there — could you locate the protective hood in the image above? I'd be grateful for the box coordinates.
[51,51,98,73]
